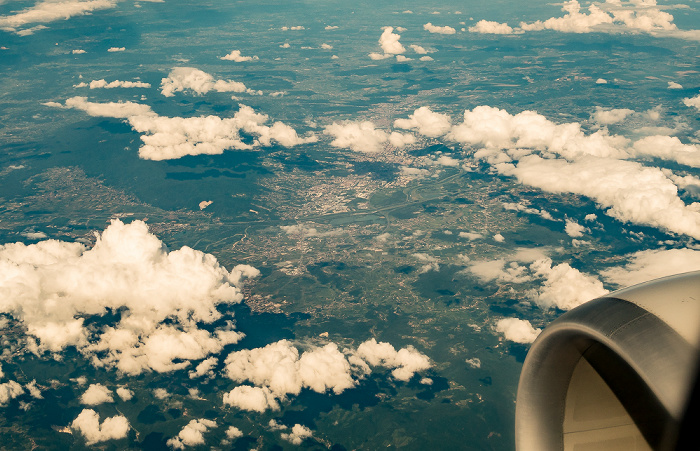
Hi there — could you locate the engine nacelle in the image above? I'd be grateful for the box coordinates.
[515,271,700,450]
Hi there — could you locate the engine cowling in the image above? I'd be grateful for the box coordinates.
[515,271,700,451]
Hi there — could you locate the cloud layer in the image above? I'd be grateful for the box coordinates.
[496,155,700,239]
[52,96,317,160]
[443,105,700,239]
[0,0,117,34]
[327,103,699,241]
[601,248,700,287]
[75,79,151,89]
[469,0,700,40]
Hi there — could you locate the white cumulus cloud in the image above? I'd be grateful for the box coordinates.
[80,384,114,405]
[495,318,541,344]
[459,231,483,240]
[449,105,630,160]
[369,52,392,60]
[356,339,431,381]
[281,424,313,445]
[323,121,390,153]
[409,44,428,54]
[153,388,169,400]
[160,67,252,97]
[591,106,635,125]
[378,26,406,54]
[167,419,217,449]
[224,341,356,397]
[25,380,43,399]
[226,426,243,439]
[221,338,430,411]
[369,26,406,59]
[467,250,607,310]
[468,20,514,34]
[0,219,257,374]
[189,357,217,379]
[116,387,133,401]
[220,50,259,62]
[423,22,456,34]
[0,380,23,406]
[130,106,317,160]
[684,93,700,111]
[632,135,700,168]
[530,258,608,310]
[503,202,555,220]
[222,385,280,412]
[394,107,452,138]
[520,0,614,33]
[389,131,416,147]
[412,253,439,273]
[513,0,700,39]
[71,409,129,445]
[468,259,533,284]
[447,105,700,239]
[465,357,481,369]
[564,219,587,237]
[58,95,156,118]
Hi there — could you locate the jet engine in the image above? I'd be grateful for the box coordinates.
[515,271,699,450]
